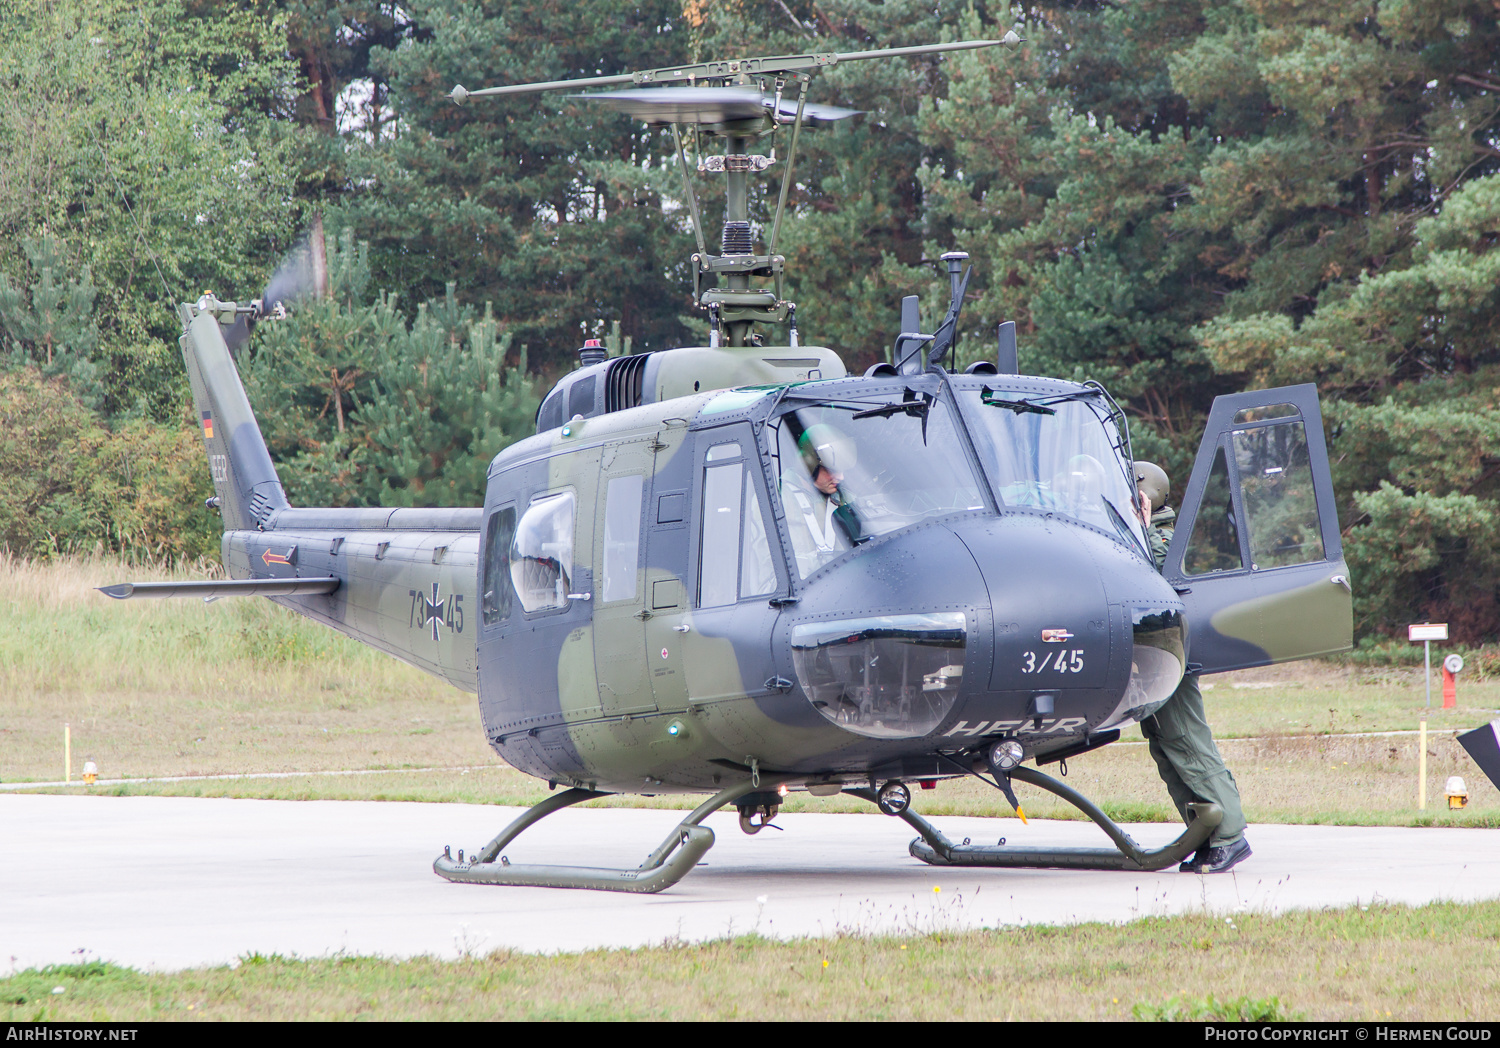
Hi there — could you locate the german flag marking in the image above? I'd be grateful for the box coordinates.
[201,411,214,440]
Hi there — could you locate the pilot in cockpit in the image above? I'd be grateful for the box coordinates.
[781,424,864,573]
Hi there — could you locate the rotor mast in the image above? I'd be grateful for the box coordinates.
[451,35,1019,349]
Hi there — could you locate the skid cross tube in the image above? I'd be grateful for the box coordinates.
[849,765,1221,871]
[434,778,786,892]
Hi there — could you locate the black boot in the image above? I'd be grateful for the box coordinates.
[1182,836,1252,874]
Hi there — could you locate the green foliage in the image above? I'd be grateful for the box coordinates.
[1202,170,1500,637]
[0,368,218,560]
[928,2,1241,486]
[0,0,313,418]
[1132,993,1301,1021]
[0,235,104,408]
[337,0,699,373]
[244,230,540,508]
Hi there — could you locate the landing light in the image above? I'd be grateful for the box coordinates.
[877,780,911,816]
[988,739,1025,773]
[1446,776,1468,810]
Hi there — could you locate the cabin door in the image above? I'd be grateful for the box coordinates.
[679,429,785,710]
[592,437,659,717]
[1163,383,1352,673]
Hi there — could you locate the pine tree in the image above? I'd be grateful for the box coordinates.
[244,230,539,508]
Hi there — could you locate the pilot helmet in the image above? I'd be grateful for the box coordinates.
[798,423,857,479]
[1134,460,1169,507]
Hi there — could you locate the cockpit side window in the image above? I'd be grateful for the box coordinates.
[1183,445,1243,575]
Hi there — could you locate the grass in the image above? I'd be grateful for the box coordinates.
[4,901,1496,1021]
[4,555,1499,827]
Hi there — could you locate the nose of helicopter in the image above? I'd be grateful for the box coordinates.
[945,513,1186,741]
[780,515,1185,748]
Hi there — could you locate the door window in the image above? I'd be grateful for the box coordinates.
[600,475,644,603]
[1183,446,1243,576]
[511,492,575,613]
[1233,421,1325,570]
[700,459,743,608]
[739,470,777,598]
[698,443,779,608]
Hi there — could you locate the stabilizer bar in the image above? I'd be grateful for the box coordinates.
[98,578,340,600]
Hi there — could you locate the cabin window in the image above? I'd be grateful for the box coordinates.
[511,492,574,613]
[1233,421,1324,570]
[481,506,517,625]
[567,375,596,420]
[601,475,644,603]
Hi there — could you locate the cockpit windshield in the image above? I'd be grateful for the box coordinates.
[769,395,986,577]
[957,388,1148,554]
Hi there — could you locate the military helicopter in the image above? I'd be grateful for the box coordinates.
[103,37,1353,893]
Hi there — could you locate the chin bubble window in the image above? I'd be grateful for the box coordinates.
[1099,606,1185,729]
[791,613,967,738]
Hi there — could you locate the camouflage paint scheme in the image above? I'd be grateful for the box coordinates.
[172,300,1351,800]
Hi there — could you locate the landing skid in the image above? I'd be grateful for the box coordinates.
[853,765,1222,871]
[433,780,782,893]
[434,764,1219,892]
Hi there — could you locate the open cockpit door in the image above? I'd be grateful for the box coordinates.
[1162,383,1352,674]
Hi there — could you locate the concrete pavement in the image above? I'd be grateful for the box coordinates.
[3,794,1497,972]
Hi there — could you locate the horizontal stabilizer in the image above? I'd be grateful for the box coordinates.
[98,578,340,600]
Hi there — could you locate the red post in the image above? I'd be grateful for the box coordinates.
[1442,666,1456,708]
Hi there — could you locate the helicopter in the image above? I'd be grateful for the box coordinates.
[102,37,1353,893]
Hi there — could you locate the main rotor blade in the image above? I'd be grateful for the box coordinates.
[450,36,1016,104]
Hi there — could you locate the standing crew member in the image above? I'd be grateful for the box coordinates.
[1135,461,1252,874]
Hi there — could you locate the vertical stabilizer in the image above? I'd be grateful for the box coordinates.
[178,303,288,532]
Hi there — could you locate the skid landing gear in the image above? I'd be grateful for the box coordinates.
[852,765,1222,872]
[433,779,781,893]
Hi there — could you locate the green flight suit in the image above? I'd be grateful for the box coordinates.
[1143,507,1247,845]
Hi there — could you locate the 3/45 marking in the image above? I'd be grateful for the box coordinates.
[1022,649,1084,673]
